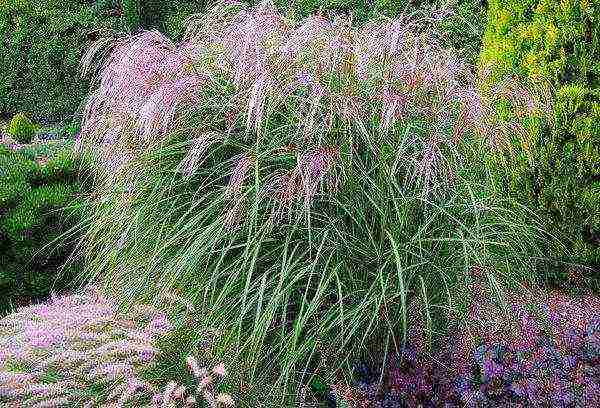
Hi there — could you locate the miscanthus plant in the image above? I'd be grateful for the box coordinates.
[74,0,560,405]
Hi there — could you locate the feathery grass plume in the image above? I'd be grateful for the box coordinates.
[144,353,233,408]
[73,0,559,405]
[177,132,224,178]
[476,74,555,157]
[295,145,340,209]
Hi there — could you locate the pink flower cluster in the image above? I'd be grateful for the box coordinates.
[149,356,234,408]
[0,287,173,406]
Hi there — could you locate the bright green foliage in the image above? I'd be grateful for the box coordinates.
[0,0,124,123]
[479,1,600,277]
[0,141,89,315]
[7,113,38,144]
[122,0,141,31]
[480,0,599,85]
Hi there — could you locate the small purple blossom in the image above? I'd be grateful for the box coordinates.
[139,348,156,363]
[89,362,134,381]
[482,359,504,381]
[296,71,313,86]
[0,288,176,406]
[34,304,51,317]
[146,313,172,335]
[350,287,600,406]
[24,326,65,348]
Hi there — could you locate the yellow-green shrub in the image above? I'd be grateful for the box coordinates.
[479,0,600,279]
[7,113,38,144]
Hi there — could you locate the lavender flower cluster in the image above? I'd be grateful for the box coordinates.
[152,357,235,408]
[339,287,600,407]
[0,287,235,407]
[0,287,169,406]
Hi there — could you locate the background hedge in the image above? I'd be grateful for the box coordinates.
[479,0,600,277]
[0,0,127,124]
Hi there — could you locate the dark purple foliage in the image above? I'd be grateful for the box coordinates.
[344,289,600,407]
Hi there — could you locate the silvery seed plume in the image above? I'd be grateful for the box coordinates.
[178,132,224,178]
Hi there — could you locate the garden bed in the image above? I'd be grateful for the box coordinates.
[1,0,599,406]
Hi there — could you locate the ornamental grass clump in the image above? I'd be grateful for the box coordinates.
[75,1,559,405]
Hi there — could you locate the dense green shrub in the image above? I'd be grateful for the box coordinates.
[7,113,38,144]
[121,0,177,33]
[0,141,89,315]
[121,0,141,30]
[0,0,124,123]
[479,0,600,277]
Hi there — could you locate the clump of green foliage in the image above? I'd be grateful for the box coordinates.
[0,141,89,315]
[7,113,38,144]
[121,0,141,31]
[119,0,196,38]
[0,0,124,123]
[479,0,600,278]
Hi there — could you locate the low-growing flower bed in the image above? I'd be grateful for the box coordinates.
[334,281,600,407]
[1,282,598,407]
[0,287,236,407]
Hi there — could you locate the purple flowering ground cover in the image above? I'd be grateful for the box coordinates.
[333,277,600,408]
[0,287,236,407]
